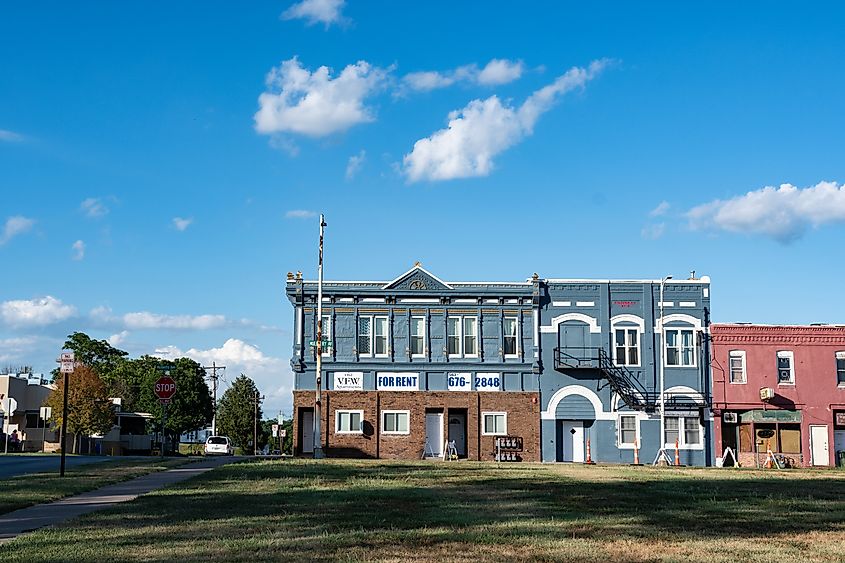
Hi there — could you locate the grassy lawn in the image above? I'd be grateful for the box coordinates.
[0,457,190,515]
[2,460,844,562]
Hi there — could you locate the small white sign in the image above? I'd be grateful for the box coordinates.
[447,372,472,391]
[475,372,501,391]
[376,372,420,391]
[60,352,75,361]
[2,398,17,416]
[40,406,52,420]
[280,429,287,438]
[60,361,75,374]
[333,371,364,391]
[271,424,279,437]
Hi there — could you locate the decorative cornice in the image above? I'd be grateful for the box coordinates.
[711,334,845,345]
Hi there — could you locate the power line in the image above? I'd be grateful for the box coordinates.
[202,362,226,435]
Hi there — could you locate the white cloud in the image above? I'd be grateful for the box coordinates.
[477,59,525,85]
[254,57,388,138]
[0,129,23,142]
[154,338,291,413]
[281,0,346,28]
[80,197,108,218]
[401,59,523,93]
[641,223,665,240]
[285,209,317,219]
[107,330,130,347]
[123,312,226,330]
[71,240,85,261]
[1,296,76,327]
[172,217,193,231]
[687,181,845,243]
[649,201,670,217]
[0,216,35,245]
[345,149,366,180]
[403,59,609,182]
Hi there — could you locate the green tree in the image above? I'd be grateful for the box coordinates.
[132,356,214,448]
[56,332,128,383]
[261,417,293,454]
[45,365,114,453]
[217,375,262,453]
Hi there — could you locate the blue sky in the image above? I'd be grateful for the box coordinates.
[2,2,845,415]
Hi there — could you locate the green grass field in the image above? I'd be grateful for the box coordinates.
[0,457,189,515]
[2,460,844,562]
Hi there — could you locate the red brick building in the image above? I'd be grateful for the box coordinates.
[711,324,845,467]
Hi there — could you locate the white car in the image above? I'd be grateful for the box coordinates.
[204,435,233,456]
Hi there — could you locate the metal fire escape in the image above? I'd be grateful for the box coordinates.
[553,347,709,412]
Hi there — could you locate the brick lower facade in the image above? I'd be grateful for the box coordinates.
[294,390,540,462]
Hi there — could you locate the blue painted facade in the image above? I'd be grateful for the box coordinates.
[286,266,713,465]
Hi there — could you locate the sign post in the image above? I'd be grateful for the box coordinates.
[58,351,75,476]
[40,406,52,453]
[154,371,177,459]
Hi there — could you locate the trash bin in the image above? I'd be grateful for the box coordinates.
[837,450,845,468]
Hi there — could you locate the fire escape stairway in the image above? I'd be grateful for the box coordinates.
[595,348,654,411]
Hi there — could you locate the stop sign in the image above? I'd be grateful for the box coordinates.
[154,376,177,402]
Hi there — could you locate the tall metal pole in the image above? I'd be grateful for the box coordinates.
[314,214,326,459]
[60,368,69,476]
[203,362,225,436]
[654,275,672,465]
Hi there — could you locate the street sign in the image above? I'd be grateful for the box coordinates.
[40,406,52,420]
[272,424,279,437]
[60,352,75,361]
[2,398,17,416]
[309,340,333,347]
[154,376,177,403]
[280,428,286,438]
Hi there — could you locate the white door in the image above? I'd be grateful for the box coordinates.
[810,425,829,466]
[562,421,585,462]
[425,413,443,457]
[301,411,314,454]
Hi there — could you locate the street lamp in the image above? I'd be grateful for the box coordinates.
[654,275,673,465]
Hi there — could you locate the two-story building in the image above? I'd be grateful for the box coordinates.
[287,265,714,465]
[711,323,845,467]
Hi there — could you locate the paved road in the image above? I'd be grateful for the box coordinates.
[0,455,114,479]
[0,456,240,543]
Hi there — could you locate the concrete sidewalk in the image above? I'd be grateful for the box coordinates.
[0,456,240,544]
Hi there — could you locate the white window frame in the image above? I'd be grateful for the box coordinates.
[613,327,641,367]
[837,351,845,387]
[374,315,389,358]
[665,328,696,368]
[481,411,507,436]
[357,316,373,358]
[617,414,640,449]
[776,350,795,385]
[410,316,426,358]
[447,316,479,358]
[463,317,478,358]
[503,316,519,359]
[381,410,410,435]
[663,415,703,449]
[335,410,364,434]
[729,350,746,384]
[320,314,332,359]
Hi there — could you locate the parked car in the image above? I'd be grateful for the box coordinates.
[204,435,233,456]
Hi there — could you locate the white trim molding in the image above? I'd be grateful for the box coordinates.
[541,385,616,420]
[655,313,702,333]
[610,314,646,334]
[539,312,602,334]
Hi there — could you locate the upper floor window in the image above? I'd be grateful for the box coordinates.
[614,328,639,366]
[410,317,425,357]
[729,350,746,384]
[447,316,478,358]
[665,328,695,367]
[777,350,794,384]
[836,351,845,386]
[358,315,389,358]
[374,316,389,357]
[357,317,371,356]
[503,317,518,357]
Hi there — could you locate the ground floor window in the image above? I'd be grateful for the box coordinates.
[382,410,410,434]
[335,410,363,434]
[482,412,507,435]
[617,415,638,447]
[739,422,801,454]
[664,415,702,448]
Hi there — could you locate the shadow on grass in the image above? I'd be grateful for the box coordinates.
[4,460,845,562]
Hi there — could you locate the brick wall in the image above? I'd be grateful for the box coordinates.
[293,390,539,461]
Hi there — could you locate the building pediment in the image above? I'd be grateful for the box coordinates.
[382,265,453,291]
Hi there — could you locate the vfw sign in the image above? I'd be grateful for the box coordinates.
[333,372,363,391]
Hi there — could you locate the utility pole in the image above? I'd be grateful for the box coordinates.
[202,362,226,436]
[314,213,326,459]
[250,390,264,456]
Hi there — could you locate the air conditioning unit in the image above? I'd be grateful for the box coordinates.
[759,387,775,401]
[723,412,738,424]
